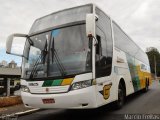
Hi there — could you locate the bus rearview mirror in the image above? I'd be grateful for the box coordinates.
[86,14,97,37]
[6,33,27,57]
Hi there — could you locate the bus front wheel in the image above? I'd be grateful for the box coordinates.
[115,83,125,109]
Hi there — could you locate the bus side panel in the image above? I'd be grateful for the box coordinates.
[95,75,118,107]
[114,48,135,96]
[135,59,152,89]
[126,54,151,92]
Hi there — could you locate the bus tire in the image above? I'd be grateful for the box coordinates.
[115,83,125,109]
[143,79,149,92]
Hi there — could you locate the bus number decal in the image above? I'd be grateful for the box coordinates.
[103,84,112,100]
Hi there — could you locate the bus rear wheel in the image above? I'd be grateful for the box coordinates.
[143,80,149,92]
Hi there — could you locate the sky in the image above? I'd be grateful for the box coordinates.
[0,0,160,65]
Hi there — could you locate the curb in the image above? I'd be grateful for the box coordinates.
[0,108,41,119]
[15,108,40,116]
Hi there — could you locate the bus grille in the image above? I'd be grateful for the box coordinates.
[29,85,70,94]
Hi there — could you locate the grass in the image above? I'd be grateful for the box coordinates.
[0,96,22,107]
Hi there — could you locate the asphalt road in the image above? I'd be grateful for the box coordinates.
[18,80,160,120]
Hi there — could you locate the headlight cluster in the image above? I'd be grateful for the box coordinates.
[21,85,30,93]
[71,80,92,90]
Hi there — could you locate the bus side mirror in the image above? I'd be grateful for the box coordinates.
[86,14,98,37]
[6,33,27,57]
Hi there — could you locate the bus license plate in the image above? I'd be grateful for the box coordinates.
[42,98,55,104]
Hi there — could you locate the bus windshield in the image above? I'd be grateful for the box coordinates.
[23,24,92,80]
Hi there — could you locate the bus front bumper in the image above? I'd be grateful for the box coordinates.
[21,86,97,109]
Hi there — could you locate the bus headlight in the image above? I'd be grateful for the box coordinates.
[71,80,92,90]
[21,85,30,93]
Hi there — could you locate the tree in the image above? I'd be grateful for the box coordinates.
[146,47,160,76]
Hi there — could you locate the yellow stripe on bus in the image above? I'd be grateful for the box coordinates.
[61,78,74,86]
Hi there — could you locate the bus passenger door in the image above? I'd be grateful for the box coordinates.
[95,33,112,106]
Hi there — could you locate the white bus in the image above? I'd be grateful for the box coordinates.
[6,4,151,109]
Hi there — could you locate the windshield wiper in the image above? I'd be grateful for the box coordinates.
[51,38,67,76]
[29,55,42,79]
[29,40,48,79]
